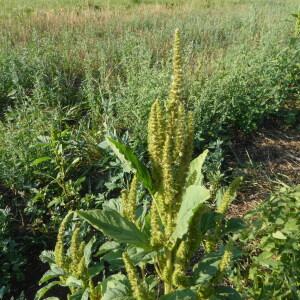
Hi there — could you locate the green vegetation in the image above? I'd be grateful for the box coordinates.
[235,185,300,299]
[0,0,299,299]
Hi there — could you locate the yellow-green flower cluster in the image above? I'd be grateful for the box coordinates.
[122,252,149,300]
[70,232,86,278]
[89,279,101,300]
[169,28,184,103]
[122,175,138,223]
[219,247,232,273]
[54,211,88,290]
[172,240,189,287]
[148,28,194,244]
[146,29,196,293]
[54,211,73,268]
[217,177,242,215]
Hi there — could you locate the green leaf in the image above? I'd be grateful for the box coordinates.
[101,274,133,300]
[39,268,64,285]
[81,289,89,300]
[88,263,104,277]
[214,286,242,300]
[255,251,279,268]
[84,237,95,267]
[65,276,83,288]
[39,250,55,264]
[193,250,224,285]
[31,156,51,166]
[172,185,210,241]
[193,210,220,236]
[97,241,121,256]
[160,289,198,300]
[272,231,287,240]
[283,219,298,233]
[127,246,156,265]
[102,248,124,272]
[103,198,122,213]
[185,150,208,187]
[78,209,150,249]
[224,218,245,234]
[35,281,60,300]
[106,137,153,192]
[69,290,85,300]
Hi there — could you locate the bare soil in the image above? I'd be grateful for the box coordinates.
[227,125,300,217]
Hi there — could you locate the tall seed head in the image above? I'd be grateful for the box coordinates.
[122,175,138,223]
[169,28,184,103]
[147,29,195,241]
[150,202,164,248]
[216,177,242,215]
[122,252,149,300]
[172,240,189,287]
[148,100,165,170]
[219,247,232,272]
[70,226,81,268]
[54,211,73,268]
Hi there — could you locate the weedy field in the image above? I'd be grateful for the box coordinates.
[0,0,300,299]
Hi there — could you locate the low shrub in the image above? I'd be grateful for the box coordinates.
[0,207,25,298]
[233,185,300,299]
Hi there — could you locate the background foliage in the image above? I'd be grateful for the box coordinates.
[0,0,299,298]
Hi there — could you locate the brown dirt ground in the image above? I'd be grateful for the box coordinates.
[227,126,300,217]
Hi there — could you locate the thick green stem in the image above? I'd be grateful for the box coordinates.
[164,248,174,294]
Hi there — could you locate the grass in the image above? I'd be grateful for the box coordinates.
[0,0,300,298]
[0,0,299,200]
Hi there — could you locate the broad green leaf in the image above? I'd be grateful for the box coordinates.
[224,218,245,234]
[214,286,242,300]
[66,276,83,288]
[145,275,159,292]
[102,248,124,272]
[193,210,220,236]
[185,150,208,187]
[127,246,156,265]
[78,209,150,249]
[106,137,153,192]
[50,264,64,274]
[39,250,55,264]
[39,268,63,285]
[272,231,287,240]
[97,241,121,256]
[81,289,89,300]
[35,281,60,300]
[69,290,85,300]
[101,274,133,300]
[160,289,198,300]
[31,156,51,166]
[103,198,122,213]
[255,251,280,268]
[192,250,224,285]
[283,219,298,233]
[84,237,95,267]
[88,263,104,277]
[172,185,210,241]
